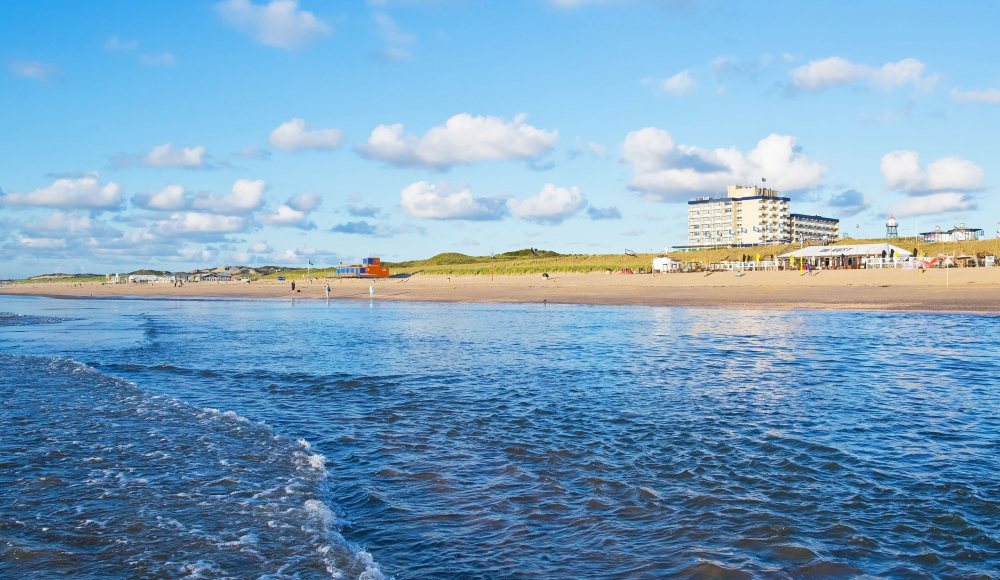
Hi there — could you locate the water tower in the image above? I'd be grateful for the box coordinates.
[886,215,898,239]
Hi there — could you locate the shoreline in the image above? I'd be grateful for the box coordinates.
[2,270,999,313]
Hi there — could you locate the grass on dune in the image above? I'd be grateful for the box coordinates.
[12,239,1000,282]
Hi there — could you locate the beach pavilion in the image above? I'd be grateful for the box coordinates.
[779,243,912,270]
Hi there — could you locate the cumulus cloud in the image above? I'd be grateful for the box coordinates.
[191,179,266,214]
[258,204,313,228]
[622,127,825,201]
[881,151,984,194]
[134,184,189,211]
[790,57,938,92]
[21,211,114,238]
[399,181,507,220]
[347,204,382,218]
[18,236,67,250]
[587,206,622,220]
[650,70,696,96]
[827,189,870,217]
[144,143,208,168]
[268,118,343,151]
[287,191,322,211]
[507,184,587,224]
[1,174,123,209]
[949,87,1000,104]
[216,0,332,49]
[331,221,379,235]
[889,192,976,218]
[157,212,248,235]
[357,113,558,169]
[8,60,59,81]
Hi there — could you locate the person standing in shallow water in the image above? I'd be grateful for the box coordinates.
[325,283,331,300]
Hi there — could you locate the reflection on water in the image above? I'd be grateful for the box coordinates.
[1,296,999,578]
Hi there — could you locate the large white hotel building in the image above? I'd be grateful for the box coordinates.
[686,185,839,247]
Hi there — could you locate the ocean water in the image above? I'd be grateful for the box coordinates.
[1,296,998,578]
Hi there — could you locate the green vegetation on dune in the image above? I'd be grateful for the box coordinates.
[386,250,658,276]
[9,240,999,283]
[13,274,106,284]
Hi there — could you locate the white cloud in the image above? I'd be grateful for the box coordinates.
[358,113,558,169]
[399,181,506,220]
[1,174,123,209]
[507,184,587,223]
[268,118,343,151]
[8,60,59,81]
[105,36,139,51]
[881,151,983,194]
[949,87,1000,104]
[22,211,112,238]
[889,192,976,217]
[139,52,176,66]
[237,144,271,159]
[18,236,67,250]
[249,241,272,253]
[622,127,825,201]
[135,184,188,210]
[287,191,322,211]
[191,179,266,214]
[570,137,607,159]
[259,204,313,228]
[158,212,248,234]
[144,143,207,168]
[216,0,332,50]
[790,57,938,92]
[374,12,416,61]
[653,70,696,96]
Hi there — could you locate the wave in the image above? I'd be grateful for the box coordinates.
[0,352,385,579]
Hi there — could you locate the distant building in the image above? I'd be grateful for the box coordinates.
[886,215,899,239]
[789,213,840,243]
[336,257,390,278]
[920,224,983,243]
[127,274,162,284]
[651,257,680,272]
[687,185,790,247]
[686,185,838,248]
[201,272,232,282]
[780,243,911,269]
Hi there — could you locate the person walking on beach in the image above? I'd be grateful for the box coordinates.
[325,283,331,300]
[291,280,296,292]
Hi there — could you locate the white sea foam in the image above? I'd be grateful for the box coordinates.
[304,499,335,529]
[308,453,327,472]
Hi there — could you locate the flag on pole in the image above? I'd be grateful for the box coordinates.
[308,260,314,266]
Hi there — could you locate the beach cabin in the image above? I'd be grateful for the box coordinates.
[779,243,911,270]
[652,257,680,273]
[127,274,161,284]
[336,257,390,278]
[201,272,232,282]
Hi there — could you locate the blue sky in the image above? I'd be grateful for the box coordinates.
[1,0,998,277]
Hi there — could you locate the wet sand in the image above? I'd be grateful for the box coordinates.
[3,269,999,313]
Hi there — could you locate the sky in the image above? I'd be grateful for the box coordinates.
[2,0,998,277]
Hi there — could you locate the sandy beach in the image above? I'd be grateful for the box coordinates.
[2,269,999,313]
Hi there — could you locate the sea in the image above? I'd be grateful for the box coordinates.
[1,295,998,579]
